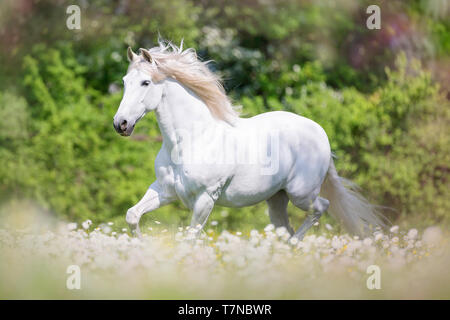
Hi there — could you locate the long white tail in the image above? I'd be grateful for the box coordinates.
[321,158,387,236]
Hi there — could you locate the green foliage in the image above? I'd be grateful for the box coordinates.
[0,92,29,142]
[1,46,175,224]
[0,91,31,197]
[243,54,449,225]
[362,56,450,222]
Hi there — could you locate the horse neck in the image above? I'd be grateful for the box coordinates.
[155,78,216,150]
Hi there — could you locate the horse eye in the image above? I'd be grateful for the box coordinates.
[141,80,151,86]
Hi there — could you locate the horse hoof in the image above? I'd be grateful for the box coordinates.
[129,224,142,238]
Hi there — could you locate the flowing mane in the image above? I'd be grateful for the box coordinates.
[128,40,240,124]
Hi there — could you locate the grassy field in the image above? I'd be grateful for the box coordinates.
[1,206,449,299]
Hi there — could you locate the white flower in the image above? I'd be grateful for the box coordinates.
[390,225,399,233]
[102,226,112,234]
[317,236,326,245]
[154,221,161,225]
[331,237,342,249]
[130,238,140,245]
[285,87,293,96]
[407,229,418,240]
[3,219,444,299]
[211,221,218,226]
[276,227,287,237]
[82,220,92,230]
[325,224,333,231]
[67,223,77,231]
[422,227,442,246]
[111,51,121,62]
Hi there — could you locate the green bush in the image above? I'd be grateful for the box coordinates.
[242,54,449,226]
[1,46,167,225]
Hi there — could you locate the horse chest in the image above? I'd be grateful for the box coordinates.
[172,165,228,208]
[168,167,200,209]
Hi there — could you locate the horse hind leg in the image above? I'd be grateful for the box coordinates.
[291,195,329,240]
[266,190,295,236]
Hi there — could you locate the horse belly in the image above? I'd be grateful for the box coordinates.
[216,171,286,207]
[215,137,293,207]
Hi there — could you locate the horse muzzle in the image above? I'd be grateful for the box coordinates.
[113,117,135,136]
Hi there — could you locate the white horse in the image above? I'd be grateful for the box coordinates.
[113,41,386,239]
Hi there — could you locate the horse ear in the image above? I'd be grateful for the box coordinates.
[127,47,137,62]
[140,48,152,63]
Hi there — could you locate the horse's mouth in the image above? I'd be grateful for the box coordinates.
[114,113,142,136]
[119,127,134,136]
[117,122,136,137]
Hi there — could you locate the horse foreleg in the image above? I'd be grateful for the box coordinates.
[187,193,215,240]
[126,181,174,237]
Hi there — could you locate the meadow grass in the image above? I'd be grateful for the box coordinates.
[0,207,449,299]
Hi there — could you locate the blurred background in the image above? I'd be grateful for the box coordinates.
[0,0,448,233]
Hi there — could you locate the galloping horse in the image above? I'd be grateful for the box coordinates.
[113,41,385,239]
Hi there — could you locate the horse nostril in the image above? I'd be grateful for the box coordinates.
[120,119,128,132]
